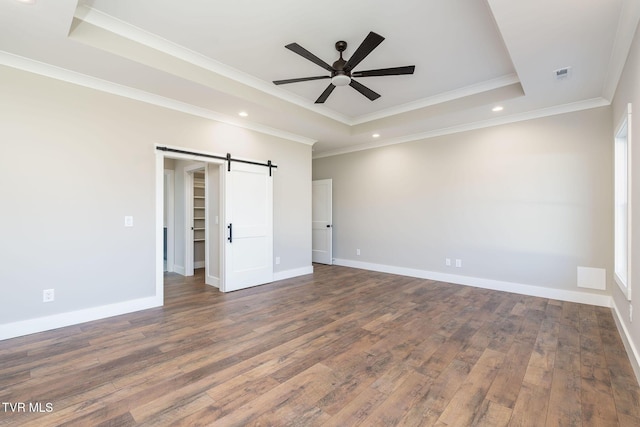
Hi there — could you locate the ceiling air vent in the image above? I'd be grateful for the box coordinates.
[554,66,572,80]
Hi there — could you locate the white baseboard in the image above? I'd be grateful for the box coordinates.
[194,261,205,269]
[0,296,162,341]
[274,265,314,282]
[611,300,640,385]
[333,258,612,308]
[174,264,185,275]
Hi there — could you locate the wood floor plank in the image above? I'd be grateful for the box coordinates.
[208,363,336,426]
[437,348,505,426]
[470,399,512,427]
[360,371,432,426]
[0,265,638,426]
[417,318,484,378]
[410,357,471,416]
[581,366,619,426]
[485,339,535,409]
[136,393,215,426]
[323,386,389,427]
[509,380,551,427]
[547,367,582,426]
[206,374,282,417]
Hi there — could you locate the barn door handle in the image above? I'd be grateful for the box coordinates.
[227,223,233,243]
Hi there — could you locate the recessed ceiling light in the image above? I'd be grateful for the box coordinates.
[492,106,504,112]
[372,133,380,138]
[16,0,36,4]
[238,111,248,117]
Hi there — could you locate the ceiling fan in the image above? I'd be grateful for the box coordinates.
[273,31,415,104]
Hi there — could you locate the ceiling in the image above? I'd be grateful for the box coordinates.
[1,0,639,157]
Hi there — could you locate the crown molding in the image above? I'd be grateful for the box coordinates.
[0,48,612,156]
[351,73,521,125]
[0,50,316,146]
[313,97,610,159]
[73,5,524,128]
[73,5,352,125]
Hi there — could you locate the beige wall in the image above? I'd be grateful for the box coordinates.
[314,107,613,295]
[0,65,312,326]
[612,19,640,373]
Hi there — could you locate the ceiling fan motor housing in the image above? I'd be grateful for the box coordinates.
[333,41,348,73]
[331,40,350,85]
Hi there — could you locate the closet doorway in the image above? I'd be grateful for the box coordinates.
[156,145,274,299]
[182,161,221,288]
[184,165,206,277]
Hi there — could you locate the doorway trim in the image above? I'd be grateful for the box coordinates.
[312,179,333,265]
[163,169,175,272]
[156,144,225,302]
[156,144,281,300]
[184,163,205,277]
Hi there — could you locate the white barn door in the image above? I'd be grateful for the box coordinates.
[223,162,273,292]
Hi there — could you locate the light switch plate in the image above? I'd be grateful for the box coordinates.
[124,216,134,227]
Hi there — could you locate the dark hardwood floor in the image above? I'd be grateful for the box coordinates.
[1,265,639,426]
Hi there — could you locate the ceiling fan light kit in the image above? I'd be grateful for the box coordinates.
[331,73,351,86]
[273,31,415,104]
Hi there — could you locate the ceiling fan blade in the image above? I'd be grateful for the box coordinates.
[285,43,334,72]
[344,31,385,72]
[273,75,331,85]
[315,84,336,103]
[352,65,415,77]
[349,79,381,101]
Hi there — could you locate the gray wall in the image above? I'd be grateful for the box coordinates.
[612,19,640,367]
[0,65,312,325]
[313,107,613,295]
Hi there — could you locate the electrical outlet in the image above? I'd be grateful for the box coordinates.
[275,256,281,265]
[446,258,451,266]
[455,259,462,268]
[43,289,55,303]
[356,249,361,256]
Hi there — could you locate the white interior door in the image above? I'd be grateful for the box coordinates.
[312,179,333,264]
[223,162,273,292]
